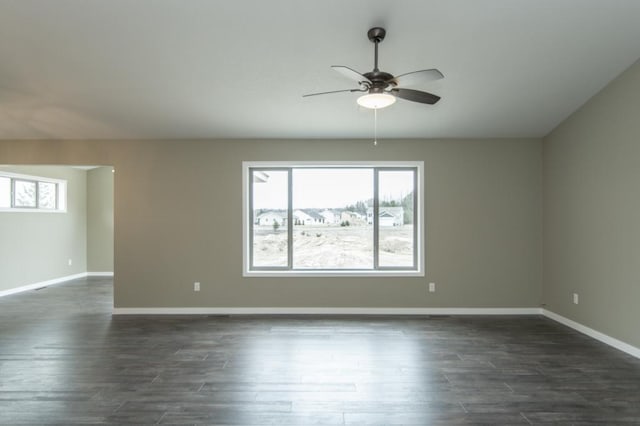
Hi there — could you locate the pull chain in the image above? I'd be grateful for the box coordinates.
[374,107,378,146]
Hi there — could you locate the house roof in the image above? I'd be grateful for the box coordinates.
[257,211,286,219]
[367,206,403,215]
[294,209,323,220]
[1,1,639,140]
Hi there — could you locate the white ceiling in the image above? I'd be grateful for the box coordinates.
[1,0,639,140]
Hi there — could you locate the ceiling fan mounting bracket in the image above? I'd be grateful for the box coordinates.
[367,27,386,43]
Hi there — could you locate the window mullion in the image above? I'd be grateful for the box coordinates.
[248,170,255,269]
[413,168,418,269]
[36,180,40,209]
[373,168,379,270]
[10,178,15,208]
[287,168,293,270]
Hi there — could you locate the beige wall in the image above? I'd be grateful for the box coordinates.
[543,59,640,348]
[0,165,87,292]
[0,138,542,309]
[87,166,114,272]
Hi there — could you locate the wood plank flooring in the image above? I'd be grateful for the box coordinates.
[1,277,639,425]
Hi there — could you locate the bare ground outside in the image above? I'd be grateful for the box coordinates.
[252,225,414,269]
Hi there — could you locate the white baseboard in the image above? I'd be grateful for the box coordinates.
[4,276,636,360]
[112,307,542,315]
[542,309,640,360]
[112,306,639,359]
[0,272,88,298]
[0,271,114,297]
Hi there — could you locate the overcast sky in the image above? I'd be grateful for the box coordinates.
[252,169,413,209]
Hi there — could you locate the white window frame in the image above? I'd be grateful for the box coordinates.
[242,161,425,277]
[0,171,67,213]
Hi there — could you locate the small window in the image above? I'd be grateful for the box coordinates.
[14,179,37,208]
[243,162,424,277]
[37,181,58,209]
[0,177,12,208]
[0,172,66,212]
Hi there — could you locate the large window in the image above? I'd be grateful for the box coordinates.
[0,172,67,212]
[243,162,423,276]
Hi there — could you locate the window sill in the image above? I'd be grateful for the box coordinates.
[0,208,67,213]
[244,270,424,278]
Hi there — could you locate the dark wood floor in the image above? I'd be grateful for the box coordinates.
[1,277,639,425]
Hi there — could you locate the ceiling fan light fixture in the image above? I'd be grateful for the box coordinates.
[357,93,396,109]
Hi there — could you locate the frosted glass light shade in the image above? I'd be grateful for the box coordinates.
[357,93,396,109]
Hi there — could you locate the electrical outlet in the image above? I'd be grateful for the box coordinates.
[68,259,73,266]
[573,293,579,304]
[194,282,200,292]
[429,282,436,293]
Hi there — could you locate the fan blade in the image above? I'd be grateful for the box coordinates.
[392,88,441,105]
[331,65,371,84]
[303,89,362,98]
[389,69,443,87]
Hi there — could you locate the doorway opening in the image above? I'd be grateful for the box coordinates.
[0,165,115,309]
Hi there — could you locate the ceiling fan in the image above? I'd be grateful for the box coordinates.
[303,27,443,109]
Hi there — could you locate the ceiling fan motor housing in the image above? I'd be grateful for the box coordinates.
[363,71,396,93]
